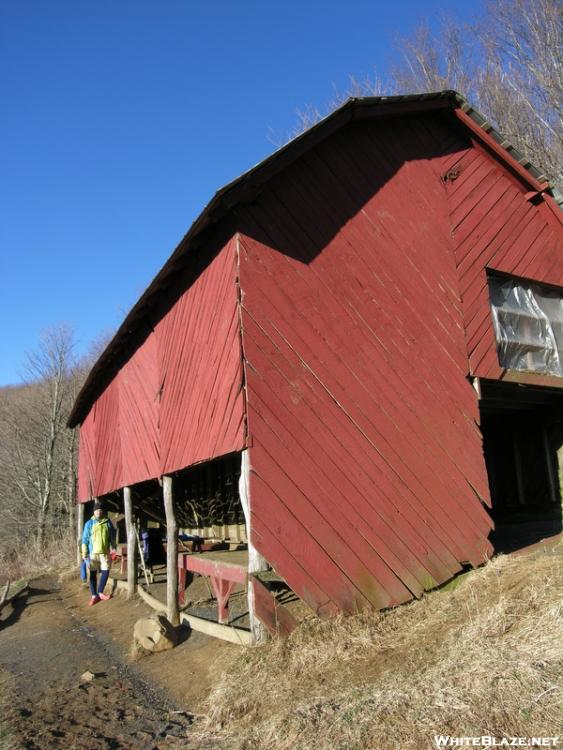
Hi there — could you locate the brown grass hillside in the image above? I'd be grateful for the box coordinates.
[195,539,563,750]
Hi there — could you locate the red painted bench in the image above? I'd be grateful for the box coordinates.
[178,553,247,624]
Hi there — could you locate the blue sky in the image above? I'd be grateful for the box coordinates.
[0,1,480,385]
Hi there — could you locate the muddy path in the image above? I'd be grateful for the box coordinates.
[0,575,207,750]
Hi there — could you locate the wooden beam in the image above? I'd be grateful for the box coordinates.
[123,486,137,599]
[135,582,252,645]
[163,475,179,625]
[76,502,85,567]
[251,576,298,637]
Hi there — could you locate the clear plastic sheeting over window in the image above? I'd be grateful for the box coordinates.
[489,276,563,377]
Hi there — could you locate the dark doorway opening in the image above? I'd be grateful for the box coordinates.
[480,379,563,553]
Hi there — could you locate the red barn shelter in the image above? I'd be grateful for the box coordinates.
[69,91,563,640]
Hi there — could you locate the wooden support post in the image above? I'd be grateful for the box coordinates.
[163,475,179,625]
[76,502,85,566]
[239,450,269,644]
[123,486,137,599]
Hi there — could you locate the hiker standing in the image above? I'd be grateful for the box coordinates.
[81,500,116,606]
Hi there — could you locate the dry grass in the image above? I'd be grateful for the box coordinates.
[0,669,17,750]
[0,531,76,586]
[194,543,563,749]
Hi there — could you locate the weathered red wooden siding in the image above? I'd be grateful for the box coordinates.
[157,236,246,475]
[443,139,563,380]
[118,331,160,486]
[77,409,96,501]
[236,114,494,616]
[77,238,245,501]
[93,380,122,496]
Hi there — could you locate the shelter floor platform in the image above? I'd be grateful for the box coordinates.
[110,548,309,628]
[188,549,249,567]
[112,549,251,627]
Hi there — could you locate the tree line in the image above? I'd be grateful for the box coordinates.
[0,327,104,571]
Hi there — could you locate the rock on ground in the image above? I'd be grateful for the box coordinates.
[134,614,180,653]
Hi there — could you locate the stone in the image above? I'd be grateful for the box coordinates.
[133,615,178,653]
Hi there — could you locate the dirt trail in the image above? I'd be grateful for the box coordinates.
[0,574,222,749]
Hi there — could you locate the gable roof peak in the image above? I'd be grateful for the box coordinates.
[68,89,559,428]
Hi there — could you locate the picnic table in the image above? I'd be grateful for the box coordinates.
[178,550,248,624]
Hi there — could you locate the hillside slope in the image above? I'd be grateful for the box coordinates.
[197,538,563,750]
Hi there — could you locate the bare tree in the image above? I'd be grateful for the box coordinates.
[0,325,81,553]
[286,0,562,184]
[392,0,562,184]
[474,0,562,185]
[392,16,474,95]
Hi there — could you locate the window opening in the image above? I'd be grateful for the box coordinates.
[488,276,563,377]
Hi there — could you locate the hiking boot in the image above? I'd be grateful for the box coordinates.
[89,595,100,606]
[98,592,112,601]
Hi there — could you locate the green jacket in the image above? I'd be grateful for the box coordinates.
[81,516,115,557]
